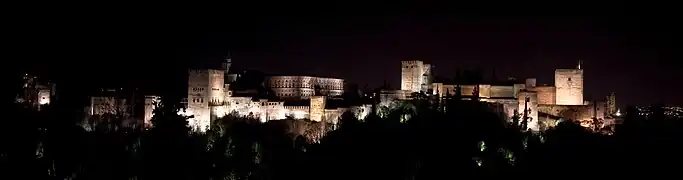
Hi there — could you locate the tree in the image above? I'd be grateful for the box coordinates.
[142,97,192,179]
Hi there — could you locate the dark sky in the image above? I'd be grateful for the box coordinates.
[8,4,682,107]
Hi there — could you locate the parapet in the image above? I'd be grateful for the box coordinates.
[401,60,423,65]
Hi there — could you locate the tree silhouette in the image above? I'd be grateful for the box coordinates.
[7,88,683,179]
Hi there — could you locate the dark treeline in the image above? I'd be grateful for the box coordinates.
[1,96,682,180]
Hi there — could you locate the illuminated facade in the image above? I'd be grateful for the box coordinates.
[534,86,556,105]
[309,96,326,121]
[606,92,616,116]
[143,96,160,128]
[555,67,584,105]
[186,69,224,132]
[80,58,610,133]
[175,58,364,132]
[401,60,432,93]
[16,73,56,110]
[413,61,610,131]
[85,88,148,129]
[266,76,344,99]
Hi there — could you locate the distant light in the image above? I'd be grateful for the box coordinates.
[615,109,622,116]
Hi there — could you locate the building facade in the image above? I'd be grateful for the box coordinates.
[161,59,365,132]
[266,76,344,99]
[555,68,584,105]
[386,61,610,131]
[401,60,432,93]
[16,73,56,110]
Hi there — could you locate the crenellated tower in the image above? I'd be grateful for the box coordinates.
[222,54,232,78]
[187,69,225,132]
[554,61,584,105]
[401,60,432,93]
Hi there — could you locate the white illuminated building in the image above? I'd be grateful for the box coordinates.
[142,58,370,132]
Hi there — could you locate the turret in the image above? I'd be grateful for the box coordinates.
[222,55,232,75]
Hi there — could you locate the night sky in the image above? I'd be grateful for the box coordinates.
[9,5,682,108]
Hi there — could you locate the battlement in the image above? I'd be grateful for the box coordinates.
[401,60,423,66]
[189,69,224,76]
[285,106,310,110]
[555,69,583,73]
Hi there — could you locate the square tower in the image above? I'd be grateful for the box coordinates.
[555,69,583,105]
[422,64,433,93]
[309,96,326,122]
[401,60,431,93]
[187,69,225,132]
[606,92,616,116]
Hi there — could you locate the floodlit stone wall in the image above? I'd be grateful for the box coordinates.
[535,86,556,105]
[309,96,326,122]
[555,69,583,105]
[401,60,428,93]
[267,76,344,99]
[490,85,515,98]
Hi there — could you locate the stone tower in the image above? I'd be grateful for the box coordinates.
[187,69,225,132]
[606,92,616,116]
[401,60,432,93]
[222,55,232,77]
[554,62,584,105]
[309,96,326,122]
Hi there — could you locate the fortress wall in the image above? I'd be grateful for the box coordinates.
[491,85,515,98]
[537,104,603,123]
[460,85,491,98]
[555,69,584,105]
[535,86,556,105]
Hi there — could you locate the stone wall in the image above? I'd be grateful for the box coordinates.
[538,105,591,122]
[432,83,516,99]
[534,86,556,105]
[537,103,605,127]
[90,96,130,116]
[431,83,457,97]
[421,64,432,92]
[431,83,444,96]
[525,78,537,88]
[490,85,515,98]
[309,96,326,122]
[187,70,208,131]
[267,76,344,99]
[484,98,518,119]
[401,60,426,93]
[379,90,410,107]
[513,84,526,98]
[143,96,160,128]
[555,69,584,105]
[209,70,225,106]
[461,85,492,98]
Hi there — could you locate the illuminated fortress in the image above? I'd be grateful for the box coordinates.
[389,60,617,131]
[170,58,369,132]
[79,58,617,132]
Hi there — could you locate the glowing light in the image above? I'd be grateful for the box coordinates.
[615,109,622,116]
[472,157,483,167]
[478,141,486,152]
[39,98,49,105]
